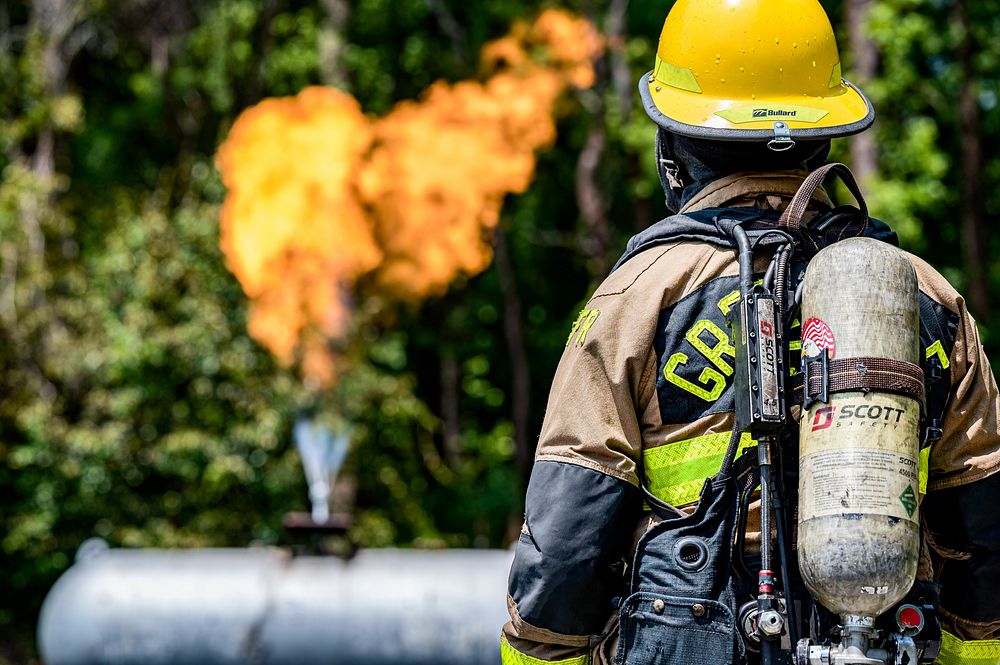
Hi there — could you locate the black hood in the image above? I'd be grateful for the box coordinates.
[656,128,833,213]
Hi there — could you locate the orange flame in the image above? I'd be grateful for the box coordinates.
[217,10,602,384]
[217,87,380,382]
[361,10,602,295]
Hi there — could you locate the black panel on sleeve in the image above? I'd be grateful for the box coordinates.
[924,472,1000,622]
[508,460,641,636]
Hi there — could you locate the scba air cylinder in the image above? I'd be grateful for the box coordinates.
[797,237,922,619]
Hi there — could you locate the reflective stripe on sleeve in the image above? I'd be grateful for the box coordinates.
[937,630,1000,665]
[643,432,756,507]
[500,635,590,665]
[919,446,930,495]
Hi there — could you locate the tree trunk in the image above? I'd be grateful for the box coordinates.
[26,0,84,268]
[439,353,461,465]
[318,0,351,88]
[845,0,878,183]
[493,230,532,488]
[31,0,76,179]
[425,0,467,66]
[955,0,990,320]
[576,125,612,275]
[606,0,630,119]
[574,0,623,278]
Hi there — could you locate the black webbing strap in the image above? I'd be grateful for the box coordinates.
[918,294,952,448]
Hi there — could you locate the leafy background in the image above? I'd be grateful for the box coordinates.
[1,0,997,660]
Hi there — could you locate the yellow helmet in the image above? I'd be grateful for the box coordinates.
[641,0,874,147]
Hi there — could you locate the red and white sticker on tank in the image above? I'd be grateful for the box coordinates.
[802,318,836,359]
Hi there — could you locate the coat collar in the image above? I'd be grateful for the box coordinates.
[680,171,833,214]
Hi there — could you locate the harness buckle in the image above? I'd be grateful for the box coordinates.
[922,418,943,448]
[802,348,830,410]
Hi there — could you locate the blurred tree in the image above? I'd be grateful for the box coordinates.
[865,0,999,337]
[846,0,878,184]
[954,0,989,320]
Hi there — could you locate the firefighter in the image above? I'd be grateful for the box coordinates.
[501,1,1000,664]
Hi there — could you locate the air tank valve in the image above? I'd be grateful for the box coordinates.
[795,616,888,665]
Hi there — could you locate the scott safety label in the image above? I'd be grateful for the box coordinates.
[800,394,921,524]
[800,448,920,523]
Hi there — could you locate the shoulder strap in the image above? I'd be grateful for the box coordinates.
[918,294,959,449]
[779,163,869,231]
[612,208,792,273]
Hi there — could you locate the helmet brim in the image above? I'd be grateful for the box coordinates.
[639,71,876,142]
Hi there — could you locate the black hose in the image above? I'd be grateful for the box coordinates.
[790,279,806,330]
[734,474,757,582]
[771,241,801,648]
[761,641,775,665]
[770,460,799,647]
[758,439,774,575]
[764,258,778,294]
[750,229,797,251]
[774,245,791,315]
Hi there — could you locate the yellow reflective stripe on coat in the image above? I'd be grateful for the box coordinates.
[919,446,930,495]
[936,630,1000,665]
[500,636,590,665]
[644,432,756,507]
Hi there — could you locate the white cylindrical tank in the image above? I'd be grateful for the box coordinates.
[38,545,514,665]
[797,237,922,619]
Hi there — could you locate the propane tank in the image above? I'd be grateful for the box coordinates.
[797,237,921,621]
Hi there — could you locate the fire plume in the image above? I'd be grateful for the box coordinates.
[217,10,602,383]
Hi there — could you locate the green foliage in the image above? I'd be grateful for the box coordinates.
[863,0,1000,340]
[0,165,303,646]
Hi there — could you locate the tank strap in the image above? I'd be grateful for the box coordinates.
[790,355,926,410]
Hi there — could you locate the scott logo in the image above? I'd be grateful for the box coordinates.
[753,108,798,118]
[811,406,835,431]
